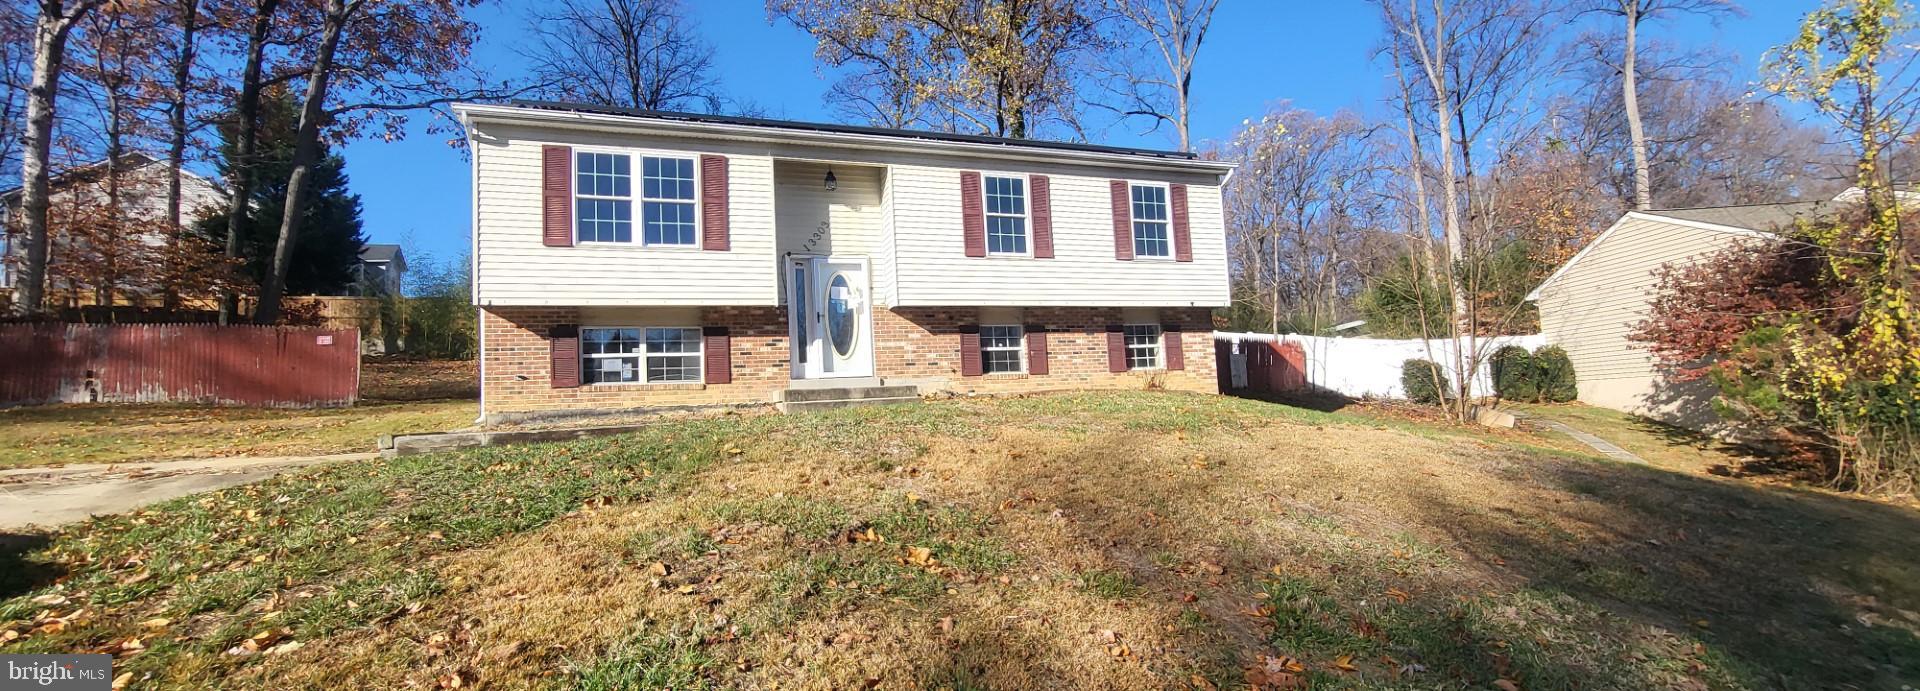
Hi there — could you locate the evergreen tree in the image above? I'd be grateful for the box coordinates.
[197,86,365,297]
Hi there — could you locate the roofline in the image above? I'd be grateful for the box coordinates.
[452,101,1238,177]
[1524,211,1778,302]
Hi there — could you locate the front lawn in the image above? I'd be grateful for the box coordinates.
[0,399,475,467]
[2,392,1914,689]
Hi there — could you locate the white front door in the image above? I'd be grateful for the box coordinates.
[789,256,874,379]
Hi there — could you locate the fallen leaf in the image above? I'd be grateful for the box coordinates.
[1385,588,1411,603]
[1493,680,1521,691]
[647,562,671,577]
[138,618,170,629]
[904,546,936,568]
[1330,654,1358,673]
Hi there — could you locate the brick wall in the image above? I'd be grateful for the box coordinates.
[879,306,1218,396]
[480,306,790,419]
[481,304,1217,420]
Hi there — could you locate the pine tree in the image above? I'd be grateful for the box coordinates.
[196,86,365,298]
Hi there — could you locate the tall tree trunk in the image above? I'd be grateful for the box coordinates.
[1407,0,1471,420]
[162,0,199,309]
[218,0,280,324]
[10,0,95,317]
[1622,1,1652,210]
[254,0,346,325]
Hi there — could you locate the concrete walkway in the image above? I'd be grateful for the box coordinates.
[1527,418,1649,465]
[0,453,374,531]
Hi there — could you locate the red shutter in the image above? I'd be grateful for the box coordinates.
[1171,183,1192,262]
[1030,175,1054,258]
[1025,324,1049,375]
[1109,180,1133,260]
[1162,323,1185,370]
[1105,324,1128,373]
[542,145,573,247]
[701,155,729,251]
[959,323,983,376]
[960,171,986,257]
[703,326,731,384]
[549,324,580,388]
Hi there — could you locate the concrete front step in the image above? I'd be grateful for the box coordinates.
[778,385,919,403]
[778,396,921,414]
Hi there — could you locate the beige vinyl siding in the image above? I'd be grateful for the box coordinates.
[890,166,1230,307]
[1534,214,1764,423]
[467,116,1231,309]
[470,122,779,306]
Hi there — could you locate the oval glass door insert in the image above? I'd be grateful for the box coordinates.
[827,273,856,358]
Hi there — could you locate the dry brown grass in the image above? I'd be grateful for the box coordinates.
[7,393,1916,689]
[225,396,1920,689]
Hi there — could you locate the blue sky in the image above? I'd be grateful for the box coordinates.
[345,0,1823,272]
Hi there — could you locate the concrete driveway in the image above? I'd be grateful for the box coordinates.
[0,453,372,530]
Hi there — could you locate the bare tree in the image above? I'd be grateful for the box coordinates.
[1583,0,1741,210]
[1224,106,1396,333]
[1098,0,1219,151]
[11,0,106,317]
[0,7,34,191]
[213,0,283,323]
[771,0,1101,139]
[254,0,525,324]
[521,0,722,112]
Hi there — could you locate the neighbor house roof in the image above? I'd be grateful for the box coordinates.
[1635,200,1833,232]
[1,153,158,203]
[1525,199,1837,302]
[451,100,1237,176]
[359,244,403,263]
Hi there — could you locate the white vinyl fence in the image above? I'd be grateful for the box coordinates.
[1213,332,1545,400]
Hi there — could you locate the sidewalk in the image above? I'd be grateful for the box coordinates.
[0,453,374,530]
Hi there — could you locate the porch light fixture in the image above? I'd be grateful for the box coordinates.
[824,167,838,191]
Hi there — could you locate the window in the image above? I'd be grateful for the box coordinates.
[1124,324,1161,370]
[641,156,697,246]
[980,325,1024,374]
[576,152,631,243]
[983,175,1028,255]
[581,327,703,384]
[1131,184,1170,258]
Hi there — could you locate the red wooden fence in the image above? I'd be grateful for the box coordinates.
[0,323,359,407]
[1216,338,1307,394]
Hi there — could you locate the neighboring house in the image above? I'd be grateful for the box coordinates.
[0,153,225,306]
[351,244,407,296]
[453,101,1233,421]
[1528,199,1834,429]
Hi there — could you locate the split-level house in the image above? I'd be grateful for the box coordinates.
[453,101,1234,421]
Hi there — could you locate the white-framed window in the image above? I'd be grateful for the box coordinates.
[575,151,632,243]
[581,326,703,384]
[983,175,1028,255]
[641,155,698,246]
[1131,183,1170,258]
[1124,324,1161,370]
[981,324,1024,374]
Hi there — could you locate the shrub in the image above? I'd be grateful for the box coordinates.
[1490,345,1538,401]
[1533,345,1577,403]
[1401,359,1451,405]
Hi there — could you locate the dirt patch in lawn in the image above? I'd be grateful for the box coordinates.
[5,393,1917,689]
[359,357,478,402]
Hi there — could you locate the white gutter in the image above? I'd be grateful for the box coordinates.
[452,103,1238,180]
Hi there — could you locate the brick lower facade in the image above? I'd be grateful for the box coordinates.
[480,304,1218,420]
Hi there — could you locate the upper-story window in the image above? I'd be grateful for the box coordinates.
[642,156,698,246]
[983,175,1028,255]
[1131,184,1170,258]
[573,152,698,246]
[576,152,632,243]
